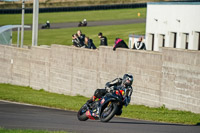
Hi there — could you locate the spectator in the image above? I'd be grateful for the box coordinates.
[113,38,129,51]
[98,32,108,46]
[133,37,146,50]
[72,34,81,47]
[77,30,85,46]
[85,37,96,49]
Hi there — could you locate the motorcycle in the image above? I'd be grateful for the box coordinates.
[78,21,87,27]
[77,89,126,122]
[41,23,50,29]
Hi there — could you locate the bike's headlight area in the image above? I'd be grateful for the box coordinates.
[115,90,125,96]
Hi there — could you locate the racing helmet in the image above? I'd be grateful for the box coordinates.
[122,74,133,87]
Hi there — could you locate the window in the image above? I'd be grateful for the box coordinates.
[147,33,155,51]
[162,35,165,47]
[152,34,154,51]
[169,32,177,48]
[173,33,177,48]
[198,33,200,50]
[181,33,189,49]
[158,34,165,47]
[185,33,189,49]
[194,32,200,50]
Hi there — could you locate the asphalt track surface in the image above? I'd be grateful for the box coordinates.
[0,100,200,133]
[20,18,146,30]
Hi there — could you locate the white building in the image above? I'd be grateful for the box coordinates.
[145,2,200,51]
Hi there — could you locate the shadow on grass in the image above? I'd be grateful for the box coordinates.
[196,123,200,126]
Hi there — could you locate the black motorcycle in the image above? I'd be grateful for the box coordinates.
[41,23,50,29]
[77,89,125,122]
[78,21,87,27]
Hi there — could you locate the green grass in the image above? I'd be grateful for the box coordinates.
[12,23,146,46]
[0,83,87,111]
[0,83,200,125]
[0,8,146,25]
[0,128,67,133]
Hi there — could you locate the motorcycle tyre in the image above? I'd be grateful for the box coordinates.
[77,105,89,121]
[100,102,118,122]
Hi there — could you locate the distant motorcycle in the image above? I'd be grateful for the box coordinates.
[41,21,50,29]
[77,88,126,122]
[78,21,87,27]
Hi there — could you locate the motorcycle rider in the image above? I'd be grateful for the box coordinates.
[82,19,87,26]
[87,74,133,108]
[46,20,50,28]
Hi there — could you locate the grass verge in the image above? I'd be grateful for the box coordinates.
[0,83,200,125]
[0,8,146,25]
[12,23,146,47]
[0,128,67,133]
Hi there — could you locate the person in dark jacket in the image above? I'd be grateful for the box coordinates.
[85,37,96,49]
[98,32,108,46]
[77,30,85,46]
[113,38,129,51]
[72,34,80,47]
[72,34,85,47]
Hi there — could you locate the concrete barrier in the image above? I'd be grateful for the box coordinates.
[0,44,199,113]
[161,48,200,113]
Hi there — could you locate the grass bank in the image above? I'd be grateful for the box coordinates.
[12,23,146,47]
[0,128,67,133]
[0,83,199,125]
[0,8,146,25]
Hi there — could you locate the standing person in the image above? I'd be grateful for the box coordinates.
[77,30,85,46]
[133,37,146,50]
[85,37,96,49]
[98,32,108,46]
[113,38,129,51]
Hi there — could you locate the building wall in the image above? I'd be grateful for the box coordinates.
[146,2,200,51]
[0,45,199,113]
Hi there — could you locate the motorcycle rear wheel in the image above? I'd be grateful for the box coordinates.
[77,104,89,121]
[100,102,118,122]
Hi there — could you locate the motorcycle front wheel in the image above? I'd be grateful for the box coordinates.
[100,101,118,122]
[77,104,89,121]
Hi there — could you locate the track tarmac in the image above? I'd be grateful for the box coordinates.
[0,100,199,133]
